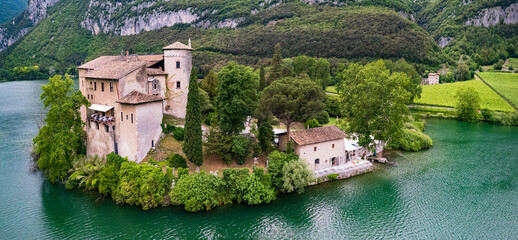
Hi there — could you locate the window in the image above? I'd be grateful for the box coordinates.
[314,147,317,152]
[332,144,335,149]
[176,61,181,69]
[315,159,320,164]
[94,82,97,91]
[121,112,123,122]
[91,95,94,100]
[87,94,89,99]
[105,125,109,133]
[110,82,113,92]
[131,113,133,123]
[176,81,181,89]
[154,83,158,90]
[126,115,128,121]
[152,140,154,148]
[101,82,104,92]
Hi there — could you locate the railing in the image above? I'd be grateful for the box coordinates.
[88,114,115,125]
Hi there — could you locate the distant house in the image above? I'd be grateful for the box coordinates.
[427,73,440,85]
[278,126,347,171]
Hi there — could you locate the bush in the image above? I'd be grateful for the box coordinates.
[281,159,314,193]
[232,135,251,165]
[315,111,330,124]
[170,171,225,212]
[305,118,320,129]
[173,127,185,141]
[161,123,175,134]
[396,129,433,151]
[204,112,217,126]
[267,151,299,189]
[167,153,188,168]
[177,167,189,179]
[205,128,233,164]
[324,95,341,117]
[327,173,339,181]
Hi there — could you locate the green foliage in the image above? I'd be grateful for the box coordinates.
[66,155,105,191]
[396,129,433,151]
[383,59,422,102]
[339,61,410,148]
[198,88,214,114]
[215,61,259,135]
[199,70,218,103]
[267,151,299,189]
[456,87,481,122]
[173,127,185,141]
[205,128,234,164]
[222,168,250,203]
[167,153,188,168]
[243,167,276,205]
[161,122,175,134]
[113,162,170,210]
[184,68,203,166]
[324,95,341,117]
[455,63,471,82]
[292,56,331,90]
[267,43,285,85]
[170,171,225,212]
[204,112,217,126]
[259,66,267,91]
[33,75,88,182]
[494,59,504,70]
[0,0,26,24]
[257,119,274,152]
[106,152,128,168]
[305,119,320,129]
[177,167,190,179]
[281,159,314,194]
[327,174,339,182]
[315,111,330,125]
[232,135,251,165]
[256,76,325,140]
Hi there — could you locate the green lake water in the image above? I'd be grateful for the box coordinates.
[1,80,517,239]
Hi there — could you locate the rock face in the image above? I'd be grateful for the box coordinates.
[437,37,454,48]
[0,0,60,52]
[466,3,518,27]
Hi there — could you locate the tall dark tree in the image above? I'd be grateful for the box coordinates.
[33,74,88,182]
[216,61,259,135]
[183,68,203,166]
[257,119,274,151]
[256,76,325,141]
[259,66,266,91]
[267,43,283,85]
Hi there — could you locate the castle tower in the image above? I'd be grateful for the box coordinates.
[162,41,193,118]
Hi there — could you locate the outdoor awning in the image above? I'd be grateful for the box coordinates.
[88,104,113,112]
[344,139,361,151]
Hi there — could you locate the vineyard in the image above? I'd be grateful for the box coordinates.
[478,72,518,109]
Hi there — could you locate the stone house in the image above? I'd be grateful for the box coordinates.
[427,73,439,85]
[78,41,193,162]
[278,126,348,171]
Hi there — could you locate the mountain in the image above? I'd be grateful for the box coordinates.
[0,0,517,80]
[0,0,27,24]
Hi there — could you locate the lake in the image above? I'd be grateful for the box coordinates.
[1,80,517,239]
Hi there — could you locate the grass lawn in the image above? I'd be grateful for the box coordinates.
[414,79,515,112]
[326,86,338,94]
[478,72,518,108]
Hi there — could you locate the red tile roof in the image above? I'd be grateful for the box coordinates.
[290,125,347,146]
[117,90,164,105]
[78,56,148,80]
[162,41,193,50]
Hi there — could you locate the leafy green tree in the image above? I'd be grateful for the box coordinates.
[455,63,470,81]
[184,68,203,166]
[222,168,250,203]
[257,119,274,151]
[266,151,299,189]
[324,95,341,117]
[267,43,284,85]
[232,135,251,165]
[304,119,320,129]
[198,88,214,114]
[281,159,314,193]
[199,70,218,102]
[292,56,330,90]
[455,87,481,122]
[166,153,188,168]
[384,59,422,102]
[339,60,411,148]
[33,74,88,182]
[205,127,234,163]
[170,171,225,212]
[315,58,331,90]
[215,61,259,135]
[256,76,325,140]
[259,65,266,91]
[243,167,276,204]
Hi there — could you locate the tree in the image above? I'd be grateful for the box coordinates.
[383,59,422,102]
[455,63,470,81]
[314,58,331,90]
[256,76,325,141]
[455,87,481,122]
[170,171,225,212]
[292,56,330,90]
[259,65,266,91]
[215,61,259,135]
[281,159,314,193]
[33,74,88,182]
[266,151,299,189]
[257,119,274,151]
[199,70,218,102]
[267,43,284,85]
[183,68,203,166]
[339,60,411,148]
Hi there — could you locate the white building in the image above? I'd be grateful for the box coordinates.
[427,73,439,85]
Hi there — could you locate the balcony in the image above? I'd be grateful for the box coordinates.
[88,113,115,125]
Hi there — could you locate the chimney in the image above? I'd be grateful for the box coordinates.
[188,38,191,48]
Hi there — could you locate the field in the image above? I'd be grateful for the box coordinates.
[414,80,515,112]
[506,58,518,68]
[477,72,518,108]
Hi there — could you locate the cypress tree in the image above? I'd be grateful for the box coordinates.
[268,43,283,85]
[183,68,203,166]
[259,65,266,91]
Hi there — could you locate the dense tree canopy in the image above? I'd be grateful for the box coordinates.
[383,59,422,102]
[256,76,325,140]
[199,70,218,102]
[339,60,411,148]
[184,68,203,166]
[293,56,331,90]
[215,61,259,135]
[33,74,88,182]
[455,87,481,122]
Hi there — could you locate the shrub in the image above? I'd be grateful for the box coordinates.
[243,167,276,205]
[305,118,320,129]
[161,123,175,134]
[173,127,185,141]
[106,152,128,167]
[281,159,314,193]
[204,112,217,126]
[327,173,339,181]
[397,129,433,151]
[267,151,299,189]
[170,171,225,212]
[232,135,251,165]
[167,153,188,168]
[177,167,189,179]
[205,128,233,164]
[324,95,341,117]
[315,111,330,124]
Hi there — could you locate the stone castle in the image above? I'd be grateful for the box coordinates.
[78,41,193,162]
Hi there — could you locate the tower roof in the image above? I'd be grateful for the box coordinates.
[162,41,193,51]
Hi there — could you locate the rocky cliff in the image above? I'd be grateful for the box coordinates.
[465,3,518,27]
